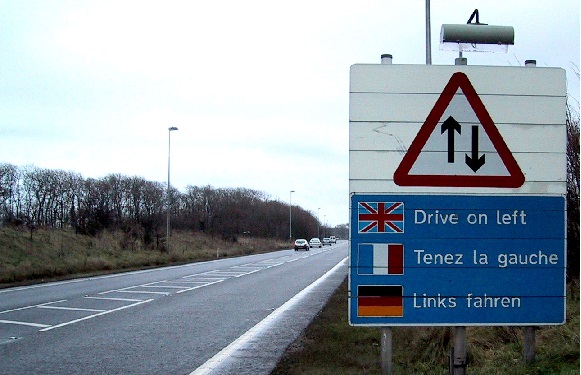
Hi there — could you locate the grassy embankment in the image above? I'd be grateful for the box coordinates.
[0,226,289,287]
[272,279,580,375]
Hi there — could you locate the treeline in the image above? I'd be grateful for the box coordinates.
[566,103,580,280]
[0,164,321,247]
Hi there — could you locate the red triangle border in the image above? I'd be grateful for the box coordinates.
[393,72,525,188]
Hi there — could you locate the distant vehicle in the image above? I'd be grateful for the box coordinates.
[330,236,337,244]
[309,238,322,248]
[294,239,310,251]
[322,238,332,246]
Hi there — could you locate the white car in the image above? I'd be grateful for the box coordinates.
[322,238,332,246]
[294,239,310,251]
[330,236,337,244]
[309,238,322,248]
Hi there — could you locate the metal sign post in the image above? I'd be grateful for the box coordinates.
[380,327,393,375]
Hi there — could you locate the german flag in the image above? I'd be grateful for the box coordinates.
[358,285,403,317]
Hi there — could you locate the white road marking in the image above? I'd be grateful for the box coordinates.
[116,290,169,295]
[0,300,67,315]
[37,305,107,313]
[0,319,51,328]
[204,271,247,277]
[0,264,198,294]
[189,256,348,375]
[182,276,226,281]
[3,249,334,335]
[40,299,154,332]
[84,296,144,302]
[174,280,224,294]
[0,250,306,296]
[231,266,262,270]
[100,284,171,295]
[234,270,260,277]
[141,284,190,289]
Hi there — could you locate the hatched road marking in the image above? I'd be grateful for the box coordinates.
[1,247,335,336]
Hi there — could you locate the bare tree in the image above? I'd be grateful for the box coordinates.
[0,164,321,244]
[567,102,580,281]
[0,163,21,224]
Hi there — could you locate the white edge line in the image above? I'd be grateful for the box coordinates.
[39,299,154,332]
[189,256,348,375]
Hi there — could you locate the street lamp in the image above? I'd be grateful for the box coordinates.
[167,126,178,252]
[317,208,321,238]
[289,190,295,241]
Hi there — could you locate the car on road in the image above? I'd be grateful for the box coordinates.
[309,238,322,248]
[294,239,310,251]
[322,238,332,246]
[330,236,337,244]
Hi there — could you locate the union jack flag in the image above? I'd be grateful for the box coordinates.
[358,202,404,233]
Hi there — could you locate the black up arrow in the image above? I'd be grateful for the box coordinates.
[441,116,461,163]
[465,125,486,172]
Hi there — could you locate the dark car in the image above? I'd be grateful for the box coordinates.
[294,239,310,251]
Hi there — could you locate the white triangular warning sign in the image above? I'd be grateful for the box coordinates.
[393,72,525,188]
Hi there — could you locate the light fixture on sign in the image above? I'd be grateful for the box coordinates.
[440,9,514,54]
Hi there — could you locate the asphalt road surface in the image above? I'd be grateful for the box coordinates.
[0,241,348,374]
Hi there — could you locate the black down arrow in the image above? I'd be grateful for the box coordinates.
[465,125,486,172]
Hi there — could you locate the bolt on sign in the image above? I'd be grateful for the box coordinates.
[348,64,567,326]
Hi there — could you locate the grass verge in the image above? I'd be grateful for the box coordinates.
[272,278,580,375]
[0,226,289,287]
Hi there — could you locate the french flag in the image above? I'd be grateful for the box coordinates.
[357,243,404,275]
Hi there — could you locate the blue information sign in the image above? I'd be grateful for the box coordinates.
[349,194,566,326]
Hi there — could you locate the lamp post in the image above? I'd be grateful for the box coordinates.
[425,0,431,65]
[317,207,321,238]
[289,190,295,241]
[167,126,178,252]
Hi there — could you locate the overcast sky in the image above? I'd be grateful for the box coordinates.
[0,0,579,227]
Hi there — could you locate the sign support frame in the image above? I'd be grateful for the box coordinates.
[349,58,567,374]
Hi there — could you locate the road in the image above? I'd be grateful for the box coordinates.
[0,241,348,374]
